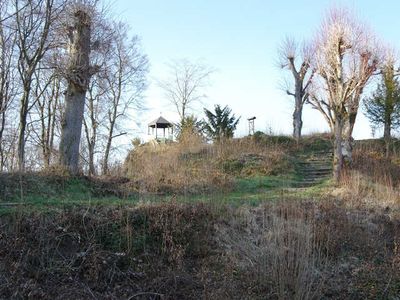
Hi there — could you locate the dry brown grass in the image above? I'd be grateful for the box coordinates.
[335,140,400,209]
[337,170,400,208]
[1,198,400,299]
[124,134,289,195]
[215,201,327,299]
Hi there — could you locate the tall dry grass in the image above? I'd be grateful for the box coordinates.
[337,140,400,208]
[124,134,289,194]
[215,201,327,299]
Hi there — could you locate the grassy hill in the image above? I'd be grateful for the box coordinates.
[1,134,400,299]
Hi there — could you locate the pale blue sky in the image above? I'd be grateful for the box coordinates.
[112,0,400,139]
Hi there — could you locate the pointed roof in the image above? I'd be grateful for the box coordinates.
[148,116,173,128]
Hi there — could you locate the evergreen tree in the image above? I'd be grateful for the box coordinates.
[364,63,400,140]
[203,105,240,141]
[176,115,204,142]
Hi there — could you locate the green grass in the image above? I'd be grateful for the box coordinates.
[0,172,334,215]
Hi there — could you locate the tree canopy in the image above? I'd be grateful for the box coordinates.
[203,105,240,141]
[363,63,400,139]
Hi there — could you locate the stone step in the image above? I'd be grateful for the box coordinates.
[304,159,332,162]
[302,160,331,162]
[298,166,332,170]
[298,176,330,182]
[292,151,334,188]
[297,157,332,161]
[301,171,331,175]
[297,165,332,169]
[297,168,332,172]
[297,161,332,164]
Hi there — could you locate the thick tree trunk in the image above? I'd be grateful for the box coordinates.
[59,10,92,174]
[342,112,357,166]
[293,96,303,142]
[383,122,391,140]
[384,118,391,158]
[59,90,87,173]
[333,118,344,183]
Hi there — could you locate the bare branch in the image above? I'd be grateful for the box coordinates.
[158,59,214,123]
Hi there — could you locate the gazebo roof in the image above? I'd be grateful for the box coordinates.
[148,116,173,128]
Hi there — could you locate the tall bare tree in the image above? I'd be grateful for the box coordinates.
[83,77,105,175]
[78,12,114,176]
[101,22,148,174]
[279,37,314,141]
[0,1,17,171]
[309,8,380,181]
[31,65,62,168]
[158,59,213,124]
[14,0,59,171]
[59,5,99,174]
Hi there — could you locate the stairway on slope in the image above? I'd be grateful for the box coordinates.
[293,150,333,188]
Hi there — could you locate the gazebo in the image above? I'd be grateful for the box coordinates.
[148,116,174,140]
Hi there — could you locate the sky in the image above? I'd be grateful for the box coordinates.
[111,0,400,141]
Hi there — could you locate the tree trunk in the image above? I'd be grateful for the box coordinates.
[0,110,5,171]
[59,10,92,174]
[342,112,357,166]
[17,87,31,172]
[83,117,96,176]
[59,89,87,174]
[48,80,59,164]
[384,117,391,158]
[103,115,116,175]
[333,118,344,183]
[383,122,391,140]
[102,133,112,175]
[293,95,303,142]
[88,145,95,176]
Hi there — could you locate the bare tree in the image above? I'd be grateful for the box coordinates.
[83,76,105,176]
[0,1,18,171]
[279,37,314,141]
[59,5,99,174]
[158,59,213,124]
[31,65,62,168]
[77,9,115,176]
[101,22,148,174]
[13,0,61,171]
[309,8,380,181]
